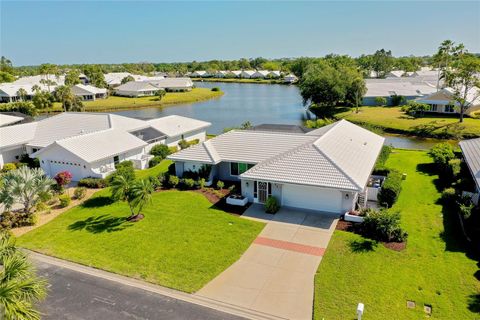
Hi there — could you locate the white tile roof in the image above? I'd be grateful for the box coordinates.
[169,120,384,191]
[365,79,437,97]
[459,137,480,190]
[13,74,65,86]
[148,78,193,89]
[71,84,107,96]
[147,115,210,137]
[0,114,24,127]
[115,81,159,92]
[0,122,37,149]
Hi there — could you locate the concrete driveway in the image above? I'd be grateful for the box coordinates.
[196,205,338,320]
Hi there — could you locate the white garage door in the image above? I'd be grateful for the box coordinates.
[48,161,84,181]
[282,184,342,213]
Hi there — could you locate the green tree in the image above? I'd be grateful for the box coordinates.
[155,89,166,101]
[0,166,55,216]
[129,179,154,220]
[121,75,135,84]
[32,91,54,110]
[39,63,60,92]
[433,40,465,87]
[445,54,480,122]
[16,88,28,101]
[0,56,14,74]
[0,231,47,320]
[371,49,394,78]
[110,172,136,217]
[54,85,84,112]
[83,65,107,88]
[64,69,81,86]
[346,76,367,113]
[0,71,15,83]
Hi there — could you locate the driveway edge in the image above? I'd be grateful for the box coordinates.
[26,250,287,320]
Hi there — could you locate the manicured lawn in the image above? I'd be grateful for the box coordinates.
[337,107,480,138]
[135,160,173,180]
[47,88,223,112]
[314,150,480,319]
[18,189,264,292]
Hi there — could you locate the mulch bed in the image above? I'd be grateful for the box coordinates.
[336,220,354,231]
[383,241,406,251]
[194,188,250,215]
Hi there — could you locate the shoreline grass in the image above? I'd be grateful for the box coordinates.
[45,88,223,113]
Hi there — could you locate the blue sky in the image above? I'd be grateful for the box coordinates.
[1,1,479,66]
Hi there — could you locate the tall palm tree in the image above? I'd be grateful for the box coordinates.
[15,88,28,101]
[129,179,154,220]
[110,173,135,217]
[0,232,46,320]
[54,85,84,112]
[0,166,55,216]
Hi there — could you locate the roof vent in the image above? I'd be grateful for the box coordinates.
[364,142,367,146]
[80,129,85,134]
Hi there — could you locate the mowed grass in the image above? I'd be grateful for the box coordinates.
[314,150,480,319]
[135,160,172,180]
[47,88,223,112]
[337,107,480,138]
[18,189,264,292]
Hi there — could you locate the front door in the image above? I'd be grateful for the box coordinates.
[258,181,269,203]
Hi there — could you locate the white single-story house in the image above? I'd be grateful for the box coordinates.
[239,70,256,78]
[0,84,37,102]
[114,81,160,97]
[386,70,406,78]
[363,79,437,106]
[168,120,384,214]
[147,78,194,92]
[459,137,480,204]
[213,71,228,78]
[226,70,242,78]
[13,74,65,86]
[268,71,282,78]
[104,72,152,87]
[284,74,298,83]
[0,113,210,181]
[417,87,480,114]
[71,84,107,101]
[190,71,210,78]
[251,70,270,79]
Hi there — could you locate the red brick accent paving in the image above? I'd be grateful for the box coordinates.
[254,236,326,256]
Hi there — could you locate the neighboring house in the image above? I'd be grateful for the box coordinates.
[0,113,210,180]
[417,87,480,114]
[190,71,209,77]
[114,81,160,97]
[226,70,242,78]
[168,120,384,214]
[240,70,256,78]
[71,84,107,101]
[214,71,228,78]
[0,113,24,127]
[459,137,480,204]
[147,78,194,92]
[104,72,148,87]
[79,73,89,85]
[267,71,282,78]
[363,79,437,106]
[251,70,270,79]
[284,74,298,84]
[13,74,65,86]
[0,84,37,102]
[386,70,405,78]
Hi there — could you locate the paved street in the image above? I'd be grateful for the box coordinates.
[35,259,244,320]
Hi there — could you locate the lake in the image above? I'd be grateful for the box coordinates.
[111,82,445,150]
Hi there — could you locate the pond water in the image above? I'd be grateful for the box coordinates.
[82,82,447,150]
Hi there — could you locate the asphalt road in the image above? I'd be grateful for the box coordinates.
[35,260,245,320]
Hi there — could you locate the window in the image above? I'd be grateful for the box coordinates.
[113,155,120,165]
[430,104,438,112]
[445,105,455,113]
[230,162,255,176]
[254,181,257,198]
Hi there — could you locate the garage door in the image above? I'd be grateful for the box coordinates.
[48,161,84,181]
[282,184,342,213]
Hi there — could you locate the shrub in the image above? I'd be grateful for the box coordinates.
[374,96,387,106]
[401,101,430,117]
[178,139,189,150]
[441,187,457,203]
[182,178,196,190]
[168,175,179,188]
[1,163,16,172]
[54,171,73,192]
[429,143,455,167]
[360,209,408,242]
[19,154,40,168]
[458,196,474,219]
[374,145,392,171]
[0,211,38,229]
[197,178,206,189]
[149,156,163,168]
[168,146,178,154]
[377,170,403,208]
[74,187,87,200]
[107,161,135,184]
[150,144,171,159]
[447,158,461,181]
[211,87,220,92]
[216,180,224,190]
[78,177,107,188]
[390,94,406,106]
[148,176,161,190]
[264,196,280,214]
[35,202,49,212]
[58,194,71,208]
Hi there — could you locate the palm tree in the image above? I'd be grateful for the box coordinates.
[54,85,84,112]
[110,173,136,217]
[0,232,46,320]
[0,166,55,216]
[16,88,28,101]
[128,179,154,220]
[31,84,41,93]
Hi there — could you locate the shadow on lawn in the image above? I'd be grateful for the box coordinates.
[348,239,378,253]
[468,294,480,313]
[81,196,114,208]
[68,215,132,234]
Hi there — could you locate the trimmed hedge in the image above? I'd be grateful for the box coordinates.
[377,170,403,208]
[58,194,71,208]
[360,209,408,242]
[374,145,392,172]
[78,177,107,188]
[265,196,280,214]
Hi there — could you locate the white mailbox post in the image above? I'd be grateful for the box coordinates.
[357,303,364,320]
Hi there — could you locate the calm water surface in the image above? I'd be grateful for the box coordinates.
[112,82,445,150]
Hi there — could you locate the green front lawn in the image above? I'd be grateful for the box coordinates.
[337,107,480,138]
[314,150,480,319]
[47,88,223,112]
[18,189,264,292]
[135,160,173,180]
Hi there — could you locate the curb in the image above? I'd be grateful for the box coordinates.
[27,250,287,320]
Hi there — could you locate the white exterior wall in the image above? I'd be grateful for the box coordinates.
[0,146,25,167]
[115,90,156,97]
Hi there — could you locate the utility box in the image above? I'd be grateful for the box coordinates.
[357,303,364,320]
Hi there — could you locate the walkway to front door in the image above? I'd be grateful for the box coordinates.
[196,205,338,320]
